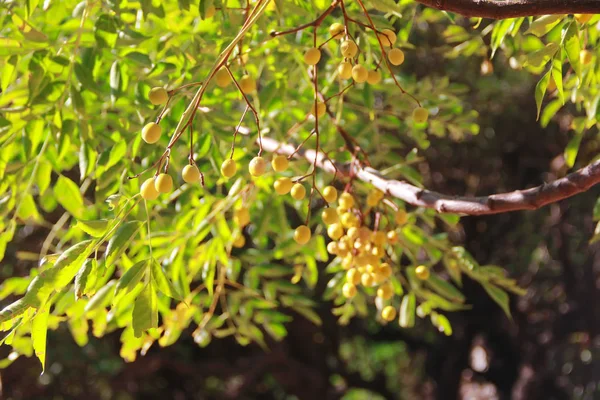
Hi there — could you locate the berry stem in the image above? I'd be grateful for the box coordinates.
[270,0,341,37]
[230,105,250,160]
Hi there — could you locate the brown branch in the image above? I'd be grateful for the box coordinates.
[414,0,600,19]
[261,137,600,216]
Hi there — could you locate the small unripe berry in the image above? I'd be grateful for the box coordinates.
[339,192,355,209]
[387,230,398,244]
[182,164,201,183]
[233,235,245,248]
[378,263,392,279]
[346,269,361,285]
[580,49,593,65]
[381,305,397,321]
[329,22,345,39]
[234,207,250,227]
[338,62,353,79]
[221,159,237,178]
[304,47,322,65]
[340,40,358,58]
[367,70,381,85]
[249,156,267,177]
[352,64,368,83]
[274,177,293,195]
[361,272,374,287]
[215,68,231,88]
[327,241,339,255]
[372,231,387,246]
[140,178,159,200]
[378,29,396,47]
[142,122,162,144]
[294,225,311,245]
[415,265,430,280]
[148,87,169,105]
[310,101,327,118]
[322,186,337,203]
[204,5,216,18]
[154,174,173,193]
[377,282,394,300]
[575,14,593,24]
[342,282,357,298]
[322,208,338,225]
[395,209,408,225]
[272,155,289,172]
[413,107,429,123]
[239,75,257,94]
[291,183,306,200]
[388,48,405,66]
[327,223,344,240]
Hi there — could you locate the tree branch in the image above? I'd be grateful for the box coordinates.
[413,0,600,19]
[261,137,600,216]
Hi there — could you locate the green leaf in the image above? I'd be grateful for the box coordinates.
[151,260,183,300]
[534,70,551,120]
[104,221,140,269]
[75,219,110,238]
[54,175,85,218]
[562,22,582,79]
[31,305,50,372]
[84,280,117,312]
[525,15,564,37]
[565,131,583,168]
[0,298,31,326]
[35,160,52,195]
[425,275,465,303]
[74,259,96,299]
[132,283,158,338]
[482,283,512,318]
[109,60,121,104]
[524,42,559,69]
[114,260,148,304]
[399,293,416,328]
[551,57,564,104]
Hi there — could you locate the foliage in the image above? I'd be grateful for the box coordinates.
[0,0,597,373]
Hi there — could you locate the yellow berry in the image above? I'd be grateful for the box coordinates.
[387,230,398,244]
[413,107,429,123]
[339,192,355,209]
[327,223,344,240]
[415,265,430,280]
[234,207,250,227]
[372,231,387,246]
[204,5,216,18]
[221,159,237,178]
[327,241,339,255]
[291,183,306,200]
[322,208,338,225]
[239,75,257,94]
[388,48,405,66]
[215,68,231,88]
[154,173,173,194]
[342,282,357,298]
[304,47,322,65]
[322,186,337,203]
[378,29,396,47]
[233,235,245,248]
[381,305,397,321]
[358,227,371,242]
[141,122,161,144]
[329,22,345,39]
[377,282,394,300]
[347,227,359,240]
[274,177,293,195]
[367,70,381,85]
[581,49,593,65]
[575,14,593,24]
[346,269,361,285]
[272,155,289,172]
[340,212,359,228]
[341,40,358,58]
[352,64,368,83]
[395,209,408,225]
[140,178,159,200]
[294,225,311,245]
[148,87,169,105]
[361,272,374,287]
[338,62,353,79]
[378,263,392,279]
[342,255,354,270]
[182,164,201,183]
[310,101,327,118]
[249,156,267,177]
[480,59,493,75]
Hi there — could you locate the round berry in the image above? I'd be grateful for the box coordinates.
[394,209,408,225]
[310,102,327,118]
[182,164,201,183]
[249,156,267,177]
[480,59,493,75]
[291,183,306,200]
[413,107,429,123]
[294,225,311,245]
[140,178,159,200]
[340,212,359,228]
[388,48,405,66]
[221,159,237,178]
[154,174,173,194]
[347,227,359,240]
[149,87,169,105]
[378,263,392,279]
[415,265,430,280]
[580,49,593,65]
[304,47,322,65]
[575,14,593,24]
[142,122,161,144]
[233,235,245,248]
[342,282,357,298]
[274,177,293,195]
[346,269,361,285]
[329,22,345,39]
[339,192,354,209]
[322,208,338,225]
[338,62,353,79]
[327,223,344,240]
[272,155,289,172]
[351,64,368,83]
[327,241,339,255]
[322,186,337,203]
[239,75,257,94]
[361,273,374,287]
[234,207,250,227]
[340,40,358,58]
[387,230,398,244]
[377,283,394,300]
[381,305,397,321]
[205,5,216,18]
[367,70,381,85]
[378,29,396,47]
[215,68,231,88]
[372,231,387,246]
